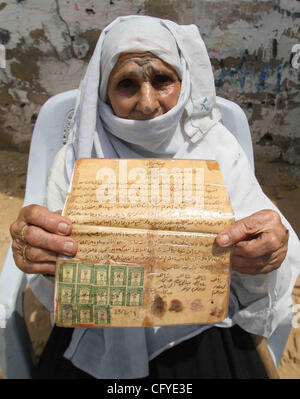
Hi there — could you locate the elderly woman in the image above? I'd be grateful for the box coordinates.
[10,16,299,379]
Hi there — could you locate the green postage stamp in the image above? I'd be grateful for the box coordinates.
[56,261,145,326]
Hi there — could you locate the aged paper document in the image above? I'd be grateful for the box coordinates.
[54,159,234,328]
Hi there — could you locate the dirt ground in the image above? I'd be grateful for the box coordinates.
[0,149,299,379]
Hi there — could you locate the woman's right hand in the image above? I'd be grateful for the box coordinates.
[10,204,78,275]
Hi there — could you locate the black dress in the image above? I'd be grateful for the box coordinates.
[34,324,269,379]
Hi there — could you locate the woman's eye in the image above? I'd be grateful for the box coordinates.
[117,79,136,90]
[152,75,172,88]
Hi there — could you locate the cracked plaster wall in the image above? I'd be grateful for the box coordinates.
[0,0,299,164]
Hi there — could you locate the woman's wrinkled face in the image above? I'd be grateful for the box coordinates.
[107,52,181,120]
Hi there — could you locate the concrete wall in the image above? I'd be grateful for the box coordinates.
[0,0,299,164]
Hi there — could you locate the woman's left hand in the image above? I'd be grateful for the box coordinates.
[216,209,289,275]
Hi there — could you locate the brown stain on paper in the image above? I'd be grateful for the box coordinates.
[142,316,153,327]
[206,160,219,171]
[168,299,183,312]
[151,295,167,318]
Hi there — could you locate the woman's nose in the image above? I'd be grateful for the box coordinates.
[136,83,159,115]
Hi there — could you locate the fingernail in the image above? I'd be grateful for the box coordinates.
[58,222,70,234]
[219,234,230,245]
[64,241,74,253]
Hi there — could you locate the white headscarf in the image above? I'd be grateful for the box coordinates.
[65,15,221,177]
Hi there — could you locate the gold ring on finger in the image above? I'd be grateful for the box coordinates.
[20,223,28,242]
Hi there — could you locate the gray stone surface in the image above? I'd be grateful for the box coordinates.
[0,0,299,163]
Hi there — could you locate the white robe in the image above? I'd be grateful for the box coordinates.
[39,122,300,378]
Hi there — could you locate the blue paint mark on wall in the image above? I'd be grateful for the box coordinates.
[257,65,269,93]
[239,64,250,91]
[216,70,238,88]
[214,59,287,95]
[276,65,282,94]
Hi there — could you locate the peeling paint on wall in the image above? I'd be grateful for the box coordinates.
[0,0,299,164]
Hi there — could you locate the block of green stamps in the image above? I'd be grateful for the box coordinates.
[110,266,127,286]
[126,287,143,307]
[127,267,144,287]
[94,265,109,286]
[58,283,75,304]
[76,285,93,304]
[77,263,94,284]
[94,305,110,325]
[110,287,126,306]
[59,304,77,324]
[59,262,77,284]
[77,304,93,324]
[93,286,109,305]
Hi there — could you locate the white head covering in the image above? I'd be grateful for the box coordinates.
[65,15,221,178]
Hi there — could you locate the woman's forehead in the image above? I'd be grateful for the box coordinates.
[110,52,179,78]
[115,52,159,67]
